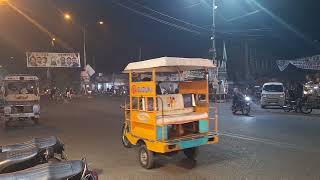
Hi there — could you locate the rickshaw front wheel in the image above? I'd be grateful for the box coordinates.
[183,147,199,160]
[138,145,155,169]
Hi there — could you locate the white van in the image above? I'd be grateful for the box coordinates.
[261,82,285,108]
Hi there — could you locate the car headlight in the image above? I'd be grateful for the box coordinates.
[262,94,267,98]
[245,96,251,101]
[4,106,11,114]
[33,104,40,113]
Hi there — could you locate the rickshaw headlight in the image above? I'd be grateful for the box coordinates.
[4,106,11,114]
[33,104,40,113]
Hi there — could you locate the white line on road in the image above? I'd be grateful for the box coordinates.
[220,131,319,153]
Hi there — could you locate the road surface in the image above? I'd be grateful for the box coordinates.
[1,96,320,179]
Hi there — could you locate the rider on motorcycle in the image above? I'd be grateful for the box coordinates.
[232,88,242,107]
[50,87,57,100]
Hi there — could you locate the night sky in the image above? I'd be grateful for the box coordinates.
[0,0,319,74]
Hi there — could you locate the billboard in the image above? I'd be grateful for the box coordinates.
[26,52,81,68]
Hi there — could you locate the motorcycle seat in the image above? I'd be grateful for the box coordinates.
[0,148,38,172]
[0,136,61,153]
[0,160,85,180]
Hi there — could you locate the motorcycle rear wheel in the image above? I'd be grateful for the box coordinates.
[300,103,312,114]
[242,106,250,116]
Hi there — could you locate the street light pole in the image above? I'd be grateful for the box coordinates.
[83,25,87,69]
[212,0,216,64]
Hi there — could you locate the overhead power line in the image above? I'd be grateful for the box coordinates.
[113,1,201,35]
[226,10,262,22]
[127,0,210,32]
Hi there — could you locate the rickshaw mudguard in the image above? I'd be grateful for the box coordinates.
[125,133,139,145]
[207,135,219,144]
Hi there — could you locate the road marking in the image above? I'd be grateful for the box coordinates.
[220,131,319,153]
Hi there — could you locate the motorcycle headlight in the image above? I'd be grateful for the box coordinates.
[4,106,11,114]
[33,104,40,113]
[245,96,251,101]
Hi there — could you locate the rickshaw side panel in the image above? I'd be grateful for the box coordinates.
[130,111,157,141]
[129,76,158,142]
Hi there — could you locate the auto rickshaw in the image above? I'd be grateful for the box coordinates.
[121,57,219,169]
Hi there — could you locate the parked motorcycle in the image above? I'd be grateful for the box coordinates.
[283,98,312,114]
[232,96,251,115]
[0,159,98,180]
[0,136,65,173]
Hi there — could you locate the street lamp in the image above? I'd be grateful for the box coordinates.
[0,0,8,5]
[64,13,71,21]
[51,37,56,47]
[63,12,103,68]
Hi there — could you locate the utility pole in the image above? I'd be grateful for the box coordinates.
[139,48,142,61]
[212,0,216,64]
[93,56,96,70]
[83,25,87,69]
[211,0,218,83]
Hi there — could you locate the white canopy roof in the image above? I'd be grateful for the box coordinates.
[123,57,215,73]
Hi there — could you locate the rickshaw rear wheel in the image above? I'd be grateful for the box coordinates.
[121,124,132,148]
[183,147,199,160]
[138,145,155,169]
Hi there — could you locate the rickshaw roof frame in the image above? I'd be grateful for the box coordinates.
[123,57,215,73]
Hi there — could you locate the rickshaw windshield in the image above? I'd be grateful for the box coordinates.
[5,81,38,95]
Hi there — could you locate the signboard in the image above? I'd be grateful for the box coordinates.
[85,64,95,77]
[131,82,155,96]
[26,52,81,68]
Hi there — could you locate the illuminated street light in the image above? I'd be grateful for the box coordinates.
[63,12,104,67]
[51,37,56,47]
[64,13,71,20]
[0,0,8,5]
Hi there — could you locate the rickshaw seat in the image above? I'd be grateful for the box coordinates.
[156,94,208,125]
[156,112,208,125]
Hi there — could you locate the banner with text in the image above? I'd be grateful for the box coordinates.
[27,52,81,68]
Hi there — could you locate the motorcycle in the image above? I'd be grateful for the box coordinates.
[0,136,65,173]
[0,159,98,180]
[232,96,251,115]
[283,98,312,114]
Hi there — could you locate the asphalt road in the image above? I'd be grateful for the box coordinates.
[1,96,320,179]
